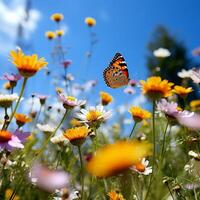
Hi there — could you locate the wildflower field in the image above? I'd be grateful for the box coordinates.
[0,1,200,200]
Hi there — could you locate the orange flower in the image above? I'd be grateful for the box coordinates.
[0,131,12,142]
[14,113,32,127]
[129,106,151,122]
[10,50,48,78]
[63,126,90,146]
[100,91,113,106]
[3,82,12,90]
[51,13,64,22]
[87,140,152,177]
[108,191,125,200]
[45,31,56,40]
[85,17,96,27]
[140,76,174,100]
[173,85,193,97]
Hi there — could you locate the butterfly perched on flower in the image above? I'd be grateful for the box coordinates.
[103,53,130,88]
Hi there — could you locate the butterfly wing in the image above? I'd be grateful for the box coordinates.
[103,53,129,88]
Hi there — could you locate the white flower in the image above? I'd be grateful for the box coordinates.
[188,150,200,159]
[76,105,112,125]
[37,123,55,133]
[190,68,200,84]
[130,158,152,175]
[0,93,19,108]
[50,134,66,144]
[153,48,171,58]
[177,69,193,79]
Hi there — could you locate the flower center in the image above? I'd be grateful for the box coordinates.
[66,96,76,101]
[0,131,12,142]
[134,162,145,172]
[86,111,102,121]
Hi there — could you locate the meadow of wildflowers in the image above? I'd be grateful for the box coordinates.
[0,1,200,200]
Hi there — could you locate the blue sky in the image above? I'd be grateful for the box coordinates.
[0,0,200,107]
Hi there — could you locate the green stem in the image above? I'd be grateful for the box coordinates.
[129,122,137,138]
[33,109,69,160]
[5,78,28,130]
[144,101,156,200]
[160,120,169,162]
[78,145,84,200]
[1,108,8,130]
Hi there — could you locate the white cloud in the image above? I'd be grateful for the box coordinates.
[0,0,41,53]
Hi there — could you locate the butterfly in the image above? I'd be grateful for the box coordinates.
[103,53,130,88]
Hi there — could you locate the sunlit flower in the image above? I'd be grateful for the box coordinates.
[173,85,193,97]
[192,47,200,56]
[76,105,112,129]
[51,13,64,22]
[50,134,66,144]
[58,93,86,109]
[10,49,48,78]
[45,31,56,40]
[87,140,152,177]
[66,73,74,81]
[130,158,152,175]
[29,162,70,192]
[153,48,171,58]
[70,118,82,127]
[1,73,22,89]
[0,130,30,151]
[56,29,65,37]
[100,91,113,106]
[108,191,125,200]
[123,87,135,95]
[190,68,200,84]
[177,69,193,79]
[188,150,200,160]
[63,126,90,146]
[61,60,72,69]
[85,17,96,27]
[129,106,151,122]
[140,76,174,100]
[56,87,64,94]
[37,123,55,134]
[0,93,19,108]
[190,100,200,111]
[14,113,32,127]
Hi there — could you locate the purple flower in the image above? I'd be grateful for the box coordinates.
[58,93,86,109]
[60,60,72,68]
[29,162,71,192]
[1,73,22,82]
[128,79,137,87]
[0,129,30,151]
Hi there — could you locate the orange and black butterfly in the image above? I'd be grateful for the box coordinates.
[103,53,130,88]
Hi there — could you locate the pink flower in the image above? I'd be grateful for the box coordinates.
[29,162,71,192]
[60,60,72,68]
[0,130,30,151]
[123,87,135,95]
[1,73,22,82]
[128,79,137,87]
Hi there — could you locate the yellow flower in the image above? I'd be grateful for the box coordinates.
[140,76,174,100]
[3,82,12,90]
[100,91,113,106]
[129,106,151,122]
[108,191,125,200]
[190,100,200,111]
[56,29,65,37]
[63,126,90,146]
[87,140,152,177]
[51,13,64,22]
[56,87,63,94]
[45,31,56,40]
[14,113,32,127]
[10,50,48,78]
[85,17,96,27]
[70,118,82,127]
[5,189,20,200]
[173,85,193,97]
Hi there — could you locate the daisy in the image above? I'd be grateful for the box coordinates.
[177,69,193,79]
[37,123,55,134]
[153,48,171,58]
[0,93,19,108]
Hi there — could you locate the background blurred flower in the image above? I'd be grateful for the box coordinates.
[1,73,22,82]
[61,60,72,69]
[129,106,151,122]
[45,31,56,40]
[51,13,64,22]
[192,47,200,56]
[100,91,113,106]
[0,93,19,108]
[87,140,152,177]
[108,191,125,200]
[123,87,135,95]
[14,113,32,127]
[29,162,70,192]
[85,17,96,27]
[56,29,65,37]
[37,123,55,134]
[190,100,200,111]
[153,47,171,58]
[177,69,193,79]
[173,85,193,97]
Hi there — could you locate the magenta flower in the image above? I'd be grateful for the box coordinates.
[1,73,22,82]
[60,60,72,68]
[29,162,71,192]
[0,129,30,151]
